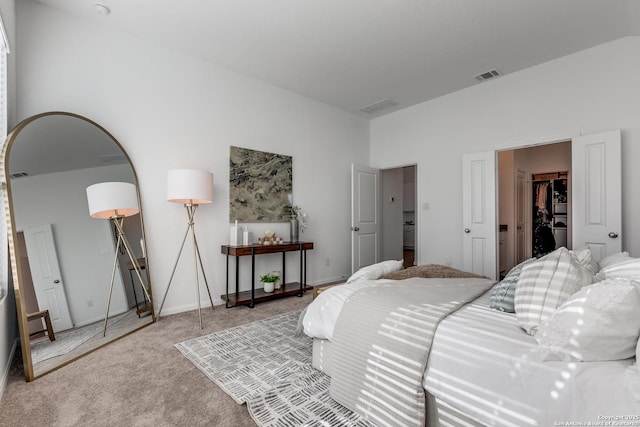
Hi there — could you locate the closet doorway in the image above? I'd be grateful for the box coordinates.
[381,165,417,268]
[532,172,568,257]
[498,141,571,276]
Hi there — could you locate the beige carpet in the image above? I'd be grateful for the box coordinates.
[0,293,312,427]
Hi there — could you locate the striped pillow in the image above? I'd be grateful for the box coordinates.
[489,258,536,312]
[515,247,592,335]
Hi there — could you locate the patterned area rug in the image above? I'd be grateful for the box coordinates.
[175,309,375,427]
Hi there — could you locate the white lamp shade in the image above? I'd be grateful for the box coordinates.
[87,182,139,219]
[167,169,214,204]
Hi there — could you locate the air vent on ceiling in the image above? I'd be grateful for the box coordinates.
[10,172,29,179]
[360,98,398,115]
[474,69,502,82]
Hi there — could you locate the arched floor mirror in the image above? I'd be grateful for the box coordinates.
[1,112,155,381]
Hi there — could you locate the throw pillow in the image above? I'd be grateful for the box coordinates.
[598,251,631,269]
[535,277,640,361]
[569,246,598,276]
[515,247,592,335]
[489,258,536,312]
[595,257,640,282]
[347,259,403,283]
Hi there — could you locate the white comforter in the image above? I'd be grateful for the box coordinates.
[303,280,640,426]
[425,292,640,426]
[302,278,394,340]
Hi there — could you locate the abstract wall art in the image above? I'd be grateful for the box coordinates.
[229,146,292,222]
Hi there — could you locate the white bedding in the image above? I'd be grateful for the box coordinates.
[304,279,640,426]
[424,291,640,426]
[302,278,394,340]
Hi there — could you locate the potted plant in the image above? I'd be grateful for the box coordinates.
[260,273,279,293]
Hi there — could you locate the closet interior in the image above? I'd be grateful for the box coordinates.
[532,171,569,257]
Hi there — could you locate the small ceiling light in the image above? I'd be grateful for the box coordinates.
[94,3,111,16]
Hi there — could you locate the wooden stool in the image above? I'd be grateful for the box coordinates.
[26,310,56,341]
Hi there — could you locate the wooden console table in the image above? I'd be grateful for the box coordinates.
[221,241,314,308]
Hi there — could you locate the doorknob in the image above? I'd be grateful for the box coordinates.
[352,227,360,231]
[464,228,470,233]
[53,279,60,283]
[608,232,619,238]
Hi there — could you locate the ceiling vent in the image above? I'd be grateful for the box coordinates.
[474,69,502,82]
[360,98,398,115]
[10,172,29,179]
[100,154,127,163]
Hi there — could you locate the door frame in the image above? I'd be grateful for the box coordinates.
[495,129,621,272]
[496,135,573,273]
[381,164,418,267]
[352,163,418,273]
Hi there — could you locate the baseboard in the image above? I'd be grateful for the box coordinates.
[310,276,349,286]
[0,338,18,401]
[155,298,223,317]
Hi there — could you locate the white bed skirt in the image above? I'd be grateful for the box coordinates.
[311,338,335,377]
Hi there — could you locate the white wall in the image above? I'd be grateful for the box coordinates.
[11,164,132,326]
[371,37,640,268]
[14,1,370,315]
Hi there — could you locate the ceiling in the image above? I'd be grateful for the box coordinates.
[34,0,640,117]
[8,114,127,178]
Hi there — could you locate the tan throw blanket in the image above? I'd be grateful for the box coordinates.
[329,277,495,427]
[380,263,486,280]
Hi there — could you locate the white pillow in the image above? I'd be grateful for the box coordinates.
[596,257,640,281]
[535,277,640,362]
[346,259,403,283]
[569,246,598,276]
[598,251,631,269]
[515,247,592,335]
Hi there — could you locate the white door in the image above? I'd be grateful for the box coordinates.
[351,164,381,273]
[462,152,497,279]
[572,130,622,262]
[23,224,73,332]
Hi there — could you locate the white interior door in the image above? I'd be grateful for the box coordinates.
[23,224,74,332]
[351,164,381,273]
[572,129,622,261]
[462,152,497,279]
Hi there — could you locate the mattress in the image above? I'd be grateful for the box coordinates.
[424,291,640,426]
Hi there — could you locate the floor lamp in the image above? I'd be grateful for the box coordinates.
[86,182,150,337]
[158,168,215,329]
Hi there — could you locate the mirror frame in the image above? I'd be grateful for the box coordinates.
[1,111,155,381]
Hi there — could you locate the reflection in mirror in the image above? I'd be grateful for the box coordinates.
[2,112,155,381]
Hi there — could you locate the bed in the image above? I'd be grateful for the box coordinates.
[301,250,640,427]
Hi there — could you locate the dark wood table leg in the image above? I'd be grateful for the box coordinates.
[250,247,255,308]
[298,245,304,296]
[225,247,230,308]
